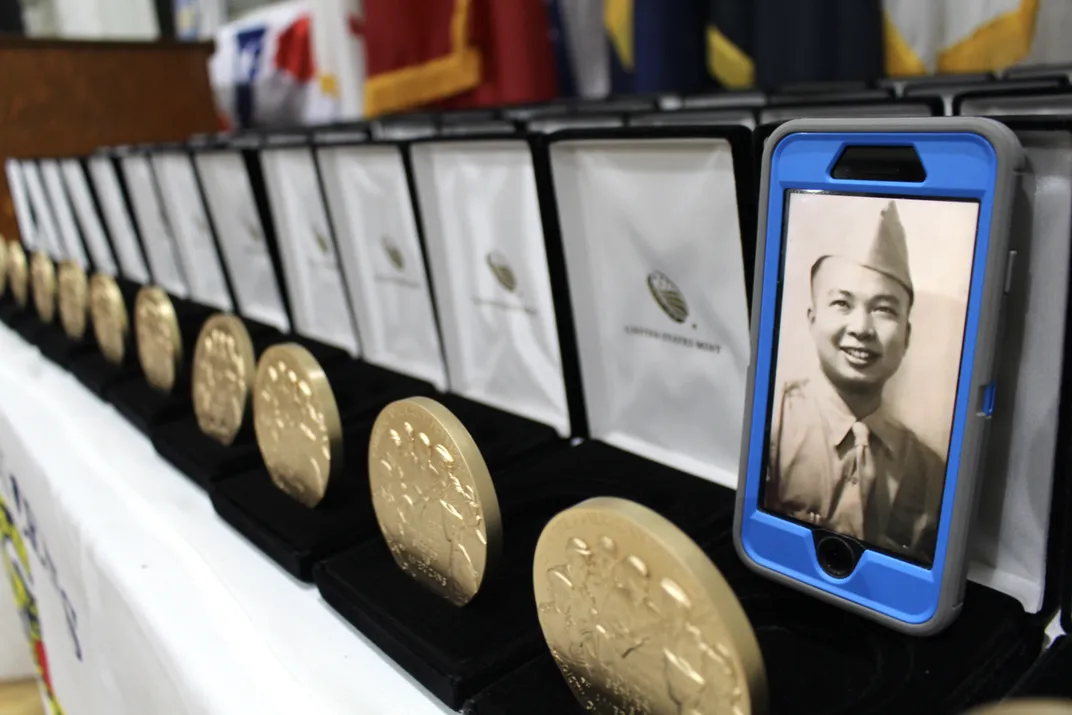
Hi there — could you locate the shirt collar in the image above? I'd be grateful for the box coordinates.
[811,376,897,456]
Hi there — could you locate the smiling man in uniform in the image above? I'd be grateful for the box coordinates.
[766,200,945,565]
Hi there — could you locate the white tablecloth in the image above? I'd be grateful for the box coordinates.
[0,323,450,715]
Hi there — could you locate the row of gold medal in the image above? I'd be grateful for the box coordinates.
[1,239,1066,715]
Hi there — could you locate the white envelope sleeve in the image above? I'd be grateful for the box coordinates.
[550,137,751,487]
[40,160,89,268]
[319,145,447,390]
[21,162,64,258]
[120,155,188,297]
[5,160,37,249]
[259,148,359,354]
[60,160,118,277]
[87,157,150,283]
[152,152,233,310]
[194,151,290,332]
[965,130,1072,613]
[412,140,570,436]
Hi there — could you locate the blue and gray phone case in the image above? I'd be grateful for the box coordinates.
[733,117,1024,634]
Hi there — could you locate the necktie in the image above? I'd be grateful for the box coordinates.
[828,422,875,539]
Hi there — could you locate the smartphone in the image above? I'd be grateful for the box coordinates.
[734,117,1024,634]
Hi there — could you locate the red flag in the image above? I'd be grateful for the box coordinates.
[363,0,556,116]
[274,15,316,83]
[444,0,558,109]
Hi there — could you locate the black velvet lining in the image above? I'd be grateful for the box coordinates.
[433,393,564,471]
[211,419,379,581]
[211,466,373,581]
[1008,635,1072,699]
[12,312,44,344]
[0,298,27,327]
[68,352,140,397]
[328,360,437,423]
[314,441,738,709]
[35,322,95,368]
[106,376,191,435]
[461,535,1041,715]
[152,417,262,489]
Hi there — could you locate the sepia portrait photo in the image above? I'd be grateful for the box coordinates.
[764,192,980,565]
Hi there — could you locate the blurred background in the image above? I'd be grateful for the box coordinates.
[1,0,1069,130]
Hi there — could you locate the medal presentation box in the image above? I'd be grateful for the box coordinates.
[150,131,297,487]
[313,126,758,709]
[757,96,943,125]
[630,106,759,130]
[956,86,1072,118]
[88,145,200,428]
[106,140,243,435]
[992,122,1072,708]
[69,275,144,395]
[66,150,157,396]
[466,117,1072,715]
[13,159,68,347]
[106,291,212,434]
[205,129,440,579]
[138,137,266,485]
[314,128,571,463]
[30,157,110,370]
[918,77,1067,116]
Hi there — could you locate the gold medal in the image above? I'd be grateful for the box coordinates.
[0,239,8,297]
[368,397,502,607]
[964,700,1072,715]
[192,314,256,446]
[134,286,182,393]
[8,243,28,308]
[534,497,768,715]
[30,251,56,323]
[58,261,89,341]
[253,343,343,508]
[89,274,128,365]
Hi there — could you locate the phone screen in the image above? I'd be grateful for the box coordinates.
[761,191,980,567]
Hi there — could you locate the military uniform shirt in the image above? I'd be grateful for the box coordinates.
[766,376,945,564]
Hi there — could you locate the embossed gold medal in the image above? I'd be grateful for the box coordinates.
[135,286,182,392]
[253,343,342,508]
[8,243,29,308]
[0,238,8,297]
[965,700,1072,715]
[30,250,57,323]
[58,261,90,341]
[368,397,502,607]
[192,314,256,446]
[534,497,767,715]
[90,274,128,364]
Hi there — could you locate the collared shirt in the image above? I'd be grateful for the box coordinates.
[766,377,945,564]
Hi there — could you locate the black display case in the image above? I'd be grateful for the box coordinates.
[29,156,115,371]
[205,128,542,580]
[105,292,209,434]
[314,125,758,709]
[955,85,1072,118]
[62,152,154,396]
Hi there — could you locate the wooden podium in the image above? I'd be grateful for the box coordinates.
[0,38,220,242]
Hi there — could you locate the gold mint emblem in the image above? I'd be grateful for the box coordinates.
[383,235,404,271]
[647,271,688,323]
[486,251,517,292]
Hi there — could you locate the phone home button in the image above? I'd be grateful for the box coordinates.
[817,535,857,579]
